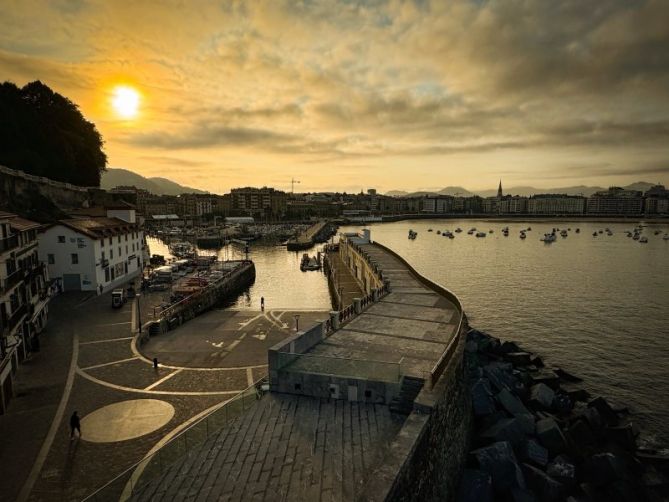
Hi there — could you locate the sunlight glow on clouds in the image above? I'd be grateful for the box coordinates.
[1,0,668,193]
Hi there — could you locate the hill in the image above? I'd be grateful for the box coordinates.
[385,182,657,198]
[101,168,206,195]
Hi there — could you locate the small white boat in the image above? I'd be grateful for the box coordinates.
[541,233,557,243]
[428,228,433,232]
[475,232,487,238]
[455,228,462,233]
[520,232,526,239]
[467,229,475,235]
[633,233,640,241]
[560,230,568,238]
[639,236,648,243]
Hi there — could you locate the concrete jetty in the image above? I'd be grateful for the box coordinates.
[286,221,334,250]
[121,231,469,501]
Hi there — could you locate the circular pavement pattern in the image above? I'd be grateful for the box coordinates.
[81,399,175,443]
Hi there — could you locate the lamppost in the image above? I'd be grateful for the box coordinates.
[136,294,143,334]
[294,314,300,332]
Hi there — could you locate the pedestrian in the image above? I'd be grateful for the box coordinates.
[260,296,265,311]
[99,284,103,295]
[153,357,159,369]
[70,411,81,440]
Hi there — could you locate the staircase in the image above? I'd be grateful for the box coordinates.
[389,376,425,415]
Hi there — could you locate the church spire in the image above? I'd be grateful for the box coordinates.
[497,180,503,198]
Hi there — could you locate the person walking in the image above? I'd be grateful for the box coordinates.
[260,296,265,311]
[70,411,81,440]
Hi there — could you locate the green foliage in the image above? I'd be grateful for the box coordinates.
[0,80,107,186]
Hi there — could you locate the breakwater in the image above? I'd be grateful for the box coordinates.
[462,328,669,501]
[286,221,336,250]
[139,260,255,343]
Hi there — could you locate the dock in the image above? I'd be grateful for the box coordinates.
[286,221,335,250]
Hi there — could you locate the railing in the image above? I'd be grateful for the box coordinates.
[83,378,267,502]
[1,267,24,293]
[5,303,27,334]
[0,234,19,253]
[276,352,401,383]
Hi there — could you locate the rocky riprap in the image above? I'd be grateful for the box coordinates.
[457,328,669,502]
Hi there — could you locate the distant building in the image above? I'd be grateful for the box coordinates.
[38,207,144,293]
[499,195,528,214]
[527,195,586,215]
[586,187,643,215]
[421,196,454,213]
[644,185,669,215]
[1,212,51,414]
[231,187,287,220]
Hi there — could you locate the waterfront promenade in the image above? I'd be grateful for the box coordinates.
[128,237,466,501]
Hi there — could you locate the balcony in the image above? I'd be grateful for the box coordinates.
[1,268,25,294]
[24,263,46,284]
[0,234,19,253]
[3,303,27,336]
[100,258,109,268]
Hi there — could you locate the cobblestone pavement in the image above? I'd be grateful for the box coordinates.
[0,288,323,501]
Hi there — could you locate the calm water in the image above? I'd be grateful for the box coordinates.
[149,221,669,449]
[341,219,669,450]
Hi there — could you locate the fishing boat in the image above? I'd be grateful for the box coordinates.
[639,236,648,243]
[475,232,487,238]
[300,253,321,271]
[408,230,417,240]
[541,233,557,243]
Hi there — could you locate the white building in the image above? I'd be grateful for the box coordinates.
[1,212,51,414]
[528,195,586,215]
[38,208,144,293]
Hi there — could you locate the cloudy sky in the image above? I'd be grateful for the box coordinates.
[2,0,668,193]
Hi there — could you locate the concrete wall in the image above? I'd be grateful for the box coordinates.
[339,238,384,294]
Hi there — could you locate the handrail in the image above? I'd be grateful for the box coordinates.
[82,376,268,501]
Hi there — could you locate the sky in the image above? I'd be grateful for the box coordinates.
[1,0,669,194]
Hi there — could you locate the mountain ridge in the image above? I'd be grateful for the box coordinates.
[101,168,206,195]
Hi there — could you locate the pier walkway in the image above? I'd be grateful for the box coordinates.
[125,239,464,501]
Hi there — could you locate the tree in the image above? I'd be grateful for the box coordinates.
[0,80,107,186]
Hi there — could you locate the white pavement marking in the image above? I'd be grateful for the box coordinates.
[267,310,289,330]
[80,356,139,371]
[76,367,243,396]
[144,369,183,391]
[227,340,241,351]
[246,367,254,386]
[121,398,234,500]
[237,313,264,330]
[79,336,134,345]
[17,333,79,502]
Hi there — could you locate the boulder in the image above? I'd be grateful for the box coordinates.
[472,379,496,416]
[561,383,591,403]
[456,469,493,502]
[516,413,536,435]
[547,455,576,487]
[554,367,583,383]
[520,439,549,467]
[497,388,531,417]
[522,463,564,502]
[552,393,573,415]
[587,397,618,426]
[484,362,518,392]
[530,370,561,390]
[500,341,522,354]
[530,383,556,410]
[536,417,568,456]
[504,352,532,366]
[530,355,545,368]
[466,340,479,353]
[481,417,527,447]
[605,423,637,451]
[511,488,537,502]
[566,418,595,450]
[473,441,526,492]
[585,452,628,486]
[582,406,604,431]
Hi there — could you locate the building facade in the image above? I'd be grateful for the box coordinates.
[586,187,643,215]
[38,208,144,293]
[644,185,669,215]
[1,212,51,414]
[527,195,586,215]
[230,187,287,220]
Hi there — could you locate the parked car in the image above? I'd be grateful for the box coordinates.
[111,289,127,308]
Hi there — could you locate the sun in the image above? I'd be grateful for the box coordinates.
[111,85,140,119]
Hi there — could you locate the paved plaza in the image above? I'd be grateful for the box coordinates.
[0,289,325,501]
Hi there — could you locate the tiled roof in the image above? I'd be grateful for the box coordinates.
[9,217,41,231]
[45,217,138,239]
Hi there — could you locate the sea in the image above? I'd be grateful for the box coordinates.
[147,219,669,450]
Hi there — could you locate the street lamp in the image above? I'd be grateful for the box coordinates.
[136,294,142,334]
[294,314,300,332]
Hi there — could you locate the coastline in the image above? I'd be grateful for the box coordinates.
[352,214,669,224]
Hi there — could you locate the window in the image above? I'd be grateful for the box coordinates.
[108,237,112,246]
[57,235,65,243]
[126,245,128,254]
[125,234,128,241]
[47,254,55,264]
[71,253,79,265]
[117,236,121,243]
[110,249,114,259]
[104,267,110,282]
[118,247,121,256]
[101,251,105,260]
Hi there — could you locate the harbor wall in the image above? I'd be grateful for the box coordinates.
[139,261,255,343]
[338,238,384,294]
[337,236,471,502]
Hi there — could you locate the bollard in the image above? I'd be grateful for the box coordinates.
[372,288,379,302]
[354,298,362,314]
[330,311,340,330]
